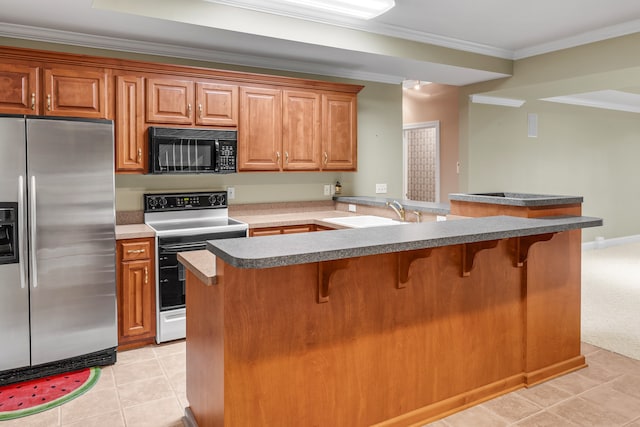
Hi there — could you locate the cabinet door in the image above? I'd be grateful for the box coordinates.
[116,238,156,348]
[0,61,40,114]
[43,66,107,118]
[146,77,194,124]
[115,75,145,173]
[120,259,155,339]
[283,90,321,171]
[321,92,357,171]
[196,81,238,126]
[238,86,282,171]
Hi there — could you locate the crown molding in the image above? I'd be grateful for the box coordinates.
[541,93,640,114]
[513,19,640,59]
[469,94,525,107]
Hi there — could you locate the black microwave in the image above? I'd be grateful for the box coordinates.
[148,127,237,174]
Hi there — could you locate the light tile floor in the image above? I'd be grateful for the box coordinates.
[1,341,187,427]
[4,341,640,426]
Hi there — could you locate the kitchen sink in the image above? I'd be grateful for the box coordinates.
[322,215,409,228]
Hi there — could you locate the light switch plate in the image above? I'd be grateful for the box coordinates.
[324,185,331,196]
[227,187,235,199]
[375,183,387,194]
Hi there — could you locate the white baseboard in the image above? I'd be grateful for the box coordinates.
[583,234,640,251]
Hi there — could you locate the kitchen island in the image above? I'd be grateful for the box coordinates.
[180,195,602,427]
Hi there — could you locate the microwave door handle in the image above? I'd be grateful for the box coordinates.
[215,139,220,172]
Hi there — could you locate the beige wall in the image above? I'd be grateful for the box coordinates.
[0,38,404,211]
[402,84,459,201]
[460,32,640,241]
[460,99,640,241]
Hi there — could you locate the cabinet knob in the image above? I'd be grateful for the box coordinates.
[276,151,281,164]
[187,103,192,117]
[144,266,148,285]
[198,103,203,118]
[323,151,328,165]
[31,93,36,110]
[137,148,142,163]
[285,151,289,164]
[46,94,51,111]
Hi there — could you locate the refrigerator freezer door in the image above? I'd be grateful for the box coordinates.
[26,118,117,366]
[0,117,31,371]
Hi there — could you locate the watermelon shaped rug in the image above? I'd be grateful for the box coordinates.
[0,367,100,420]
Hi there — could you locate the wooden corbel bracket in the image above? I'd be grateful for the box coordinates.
[317,259,352,303]
[511,233,555,267]
[461,240,500,277]
[397,249,432,288]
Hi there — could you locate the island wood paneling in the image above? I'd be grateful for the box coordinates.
[184,231,587,426]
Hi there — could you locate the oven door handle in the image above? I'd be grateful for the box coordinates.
[159,242,207,253]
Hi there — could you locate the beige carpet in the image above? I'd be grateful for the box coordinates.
[581,241,640,361]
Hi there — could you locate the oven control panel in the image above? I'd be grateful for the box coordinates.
[144,191,227,212]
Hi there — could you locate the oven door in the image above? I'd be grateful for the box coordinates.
[155,228,247,343]
[157,240,205,311]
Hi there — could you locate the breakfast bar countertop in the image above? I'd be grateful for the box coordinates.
[207,214,602,269]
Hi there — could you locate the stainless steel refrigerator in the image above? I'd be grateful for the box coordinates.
[0,116,117,384]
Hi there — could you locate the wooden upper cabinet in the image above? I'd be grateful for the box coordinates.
[43,65,108,118]
[115,75,145,173]
[0,60,40,114]
[238,86,282,171]
[283,90,321,171]
[0,60,108,118]
[146,77,194,124]
[321,92,357,171]
[146,77,239,127]
[196,81,238,126]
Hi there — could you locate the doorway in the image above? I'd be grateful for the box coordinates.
[403,121,440,202]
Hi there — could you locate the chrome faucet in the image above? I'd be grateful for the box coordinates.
[386,200,405,222]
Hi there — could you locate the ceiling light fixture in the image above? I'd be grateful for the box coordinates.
[469,94,526,108]
[206,0,396,20]
[402,80,431,90]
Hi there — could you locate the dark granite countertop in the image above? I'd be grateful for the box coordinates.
[449,192,583,207]
[207,215,602,269]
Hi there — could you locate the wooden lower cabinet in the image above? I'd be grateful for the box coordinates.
[116,238,156,350]
[249,224,332,236]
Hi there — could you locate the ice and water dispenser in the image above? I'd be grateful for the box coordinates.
[0,203,18,265]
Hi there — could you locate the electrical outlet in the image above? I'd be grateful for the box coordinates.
[227,187,235,199]
[375,183,387,194]
[324,185,331,196]
[348,204,356,212]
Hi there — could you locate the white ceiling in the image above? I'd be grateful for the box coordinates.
[2,0,640,110]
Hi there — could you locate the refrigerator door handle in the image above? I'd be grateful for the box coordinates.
[18,176,28,289]
[29,175,38,289]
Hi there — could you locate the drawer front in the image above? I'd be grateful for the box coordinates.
[120,241,151,261]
